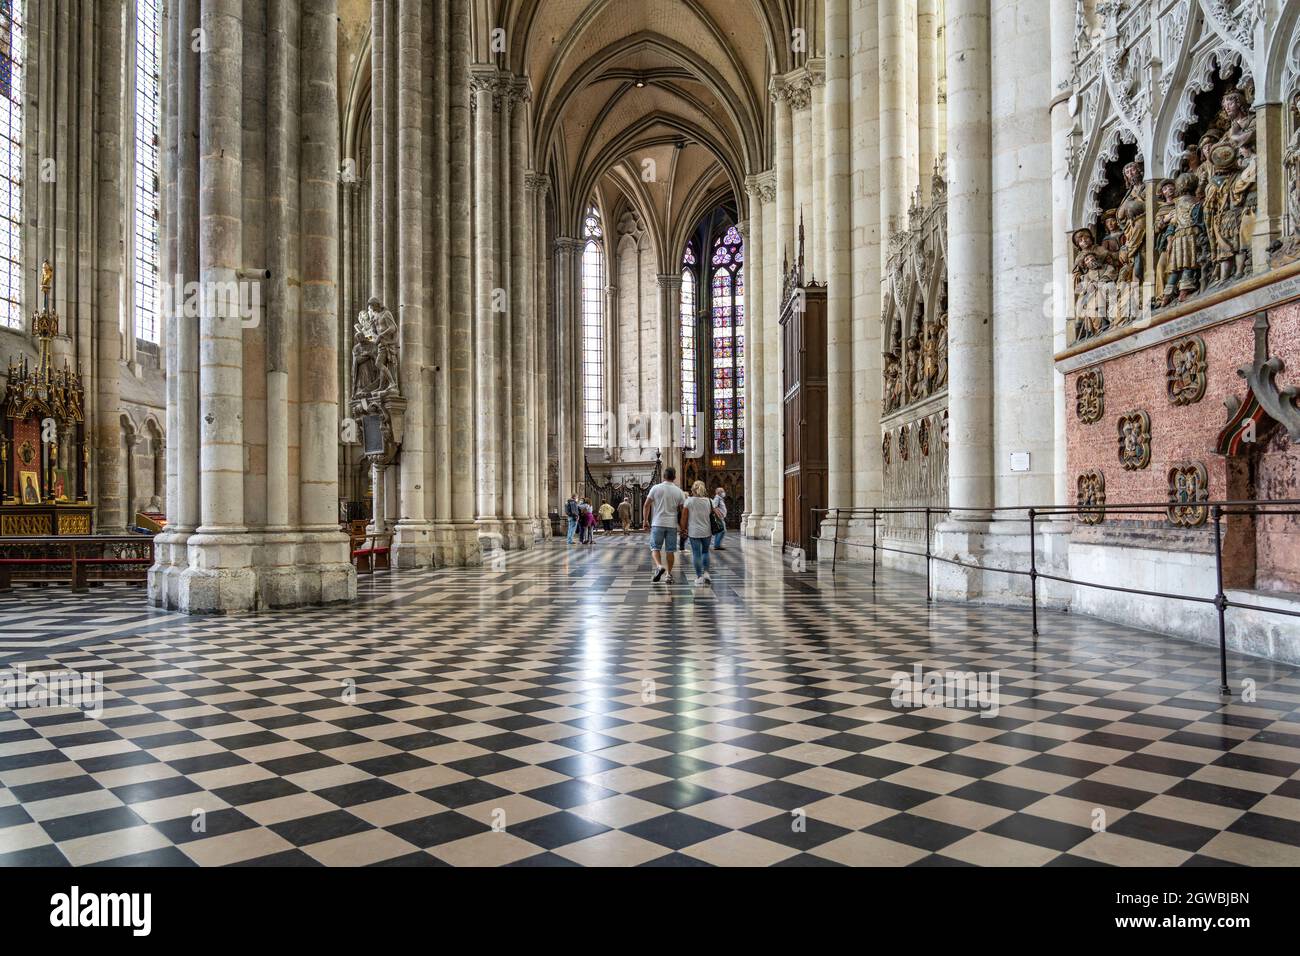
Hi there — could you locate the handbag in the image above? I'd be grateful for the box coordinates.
[709,509,725,536]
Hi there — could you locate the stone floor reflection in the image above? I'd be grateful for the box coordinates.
[1,535,1299,866]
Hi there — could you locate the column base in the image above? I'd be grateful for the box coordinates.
[744,514,773,540]
[147,529,191,609]
[258,529,358,608]
[932,519,1071,608]
[433,522,484,566]
[392,520,435,568]
[176,532,258,614]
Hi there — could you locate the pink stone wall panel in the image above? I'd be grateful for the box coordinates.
[1065,301,1300,591]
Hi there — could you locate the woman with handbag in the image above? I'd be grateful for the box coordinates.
[679,481,724,587]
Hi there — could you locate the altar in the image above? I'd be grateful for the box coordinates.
[1,261,93,536]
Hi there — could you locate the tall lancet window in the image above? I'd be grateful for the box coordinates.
[0,0,24,328]
[710,225,744,454]
[133,0,163,343]
[580,206,605,448]
[679,243,697,451]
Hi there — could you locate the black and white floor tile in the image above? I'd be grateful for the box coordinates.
[2,535,1299,867]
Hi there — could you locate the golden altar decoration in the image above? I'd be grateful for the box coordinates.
[1,260,94,535]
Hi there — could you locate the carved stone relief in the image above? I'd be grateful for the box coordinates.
[1167,460,1210,527]
[1067,2,1272,347]
[1076,368,1105,423]
[1117,410,1153,470]
[1077,469,1106,525]
[1166,336,1208,405]
[882,411,949,545]
[881,171,947,417]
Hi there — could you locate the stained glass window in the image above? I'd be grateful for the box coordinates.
[679,243,696,451]
[581,206,605,448]
[134,0,162,343]
[710,225,744,454]
[0,0,23,329]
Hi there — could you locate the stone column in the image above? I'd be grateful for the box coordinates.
[496,81,515,539]
[95,0,125,535]
[850,0,882,514]
[554,237,581,500]
[825,0,853,524]
[392,0,432,567]
[879,0,910,245]
[526,172,551,530]
[471,69,501,546]
[369,0,385,296]
[440,0,479,565]
[604,282,619,446]
[298,0,355,601]
[181,0,255,612]
[770,81,795,545]
[932,0,996,600]
[918,0,941,200]
[790,74,813,269]
[509,81,532,545]
[940,0,993,520]
[759,172,781,539]
[158,0,203,605]
[740,189,764,537]
[772,80,796,272]
[1049,0,1074,506]
[656,273,682,474]
[808,60,826,278]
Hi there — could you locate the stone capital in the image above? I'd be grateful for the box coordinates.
[554,236,584,256]
[525,170,551,194]
[747,170,777,205]
[656,273,683,291]
[806,58,825,89]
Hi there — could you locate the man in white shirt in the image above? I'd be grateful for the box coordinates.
[642,467,686,583]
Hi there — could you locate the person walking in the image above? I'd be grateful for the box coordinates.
[681,481,723,587]
[712,487,728,550]
[565,495,580,545]
[617,497,632,534]
[643,467,686,583]
[598,499,615,535]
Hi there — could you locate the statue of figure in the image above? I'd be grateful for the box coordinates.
[1203,144,1244,287]
[1220,89,1256,156]
[1233,140,1257,276]
[904,333,923,401]
[1160,173,1206,305]
[883,354,903,412]
[1075,251,1118,340]
[924,311,948,391]
[351,297,400,398]
[1153,178,1178,301]
[1100,209,1123,255]
[1284,91,1300,234]
[1117,160,1147,285]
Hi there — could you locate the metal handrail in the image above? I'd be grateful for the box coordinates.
[811,499,1300,696]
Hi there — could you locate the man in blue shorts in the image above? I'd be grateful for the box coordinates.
[642,467,686,583]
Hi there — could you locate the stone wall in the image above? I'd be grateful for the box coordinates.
[1065,295,1300,592]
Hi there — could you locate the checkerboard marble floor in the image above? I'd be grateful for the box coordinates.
[2,535,1300,867]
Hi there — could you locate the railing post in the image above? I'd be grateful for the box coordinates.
[1028,508,1039,637]
[924,507,932,605]
[871,508,877,587]
[1212,504,1231,696]
[832,509,841,573]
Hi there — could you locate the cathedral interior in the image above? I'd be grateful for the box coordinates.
[1,0,1300,881]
